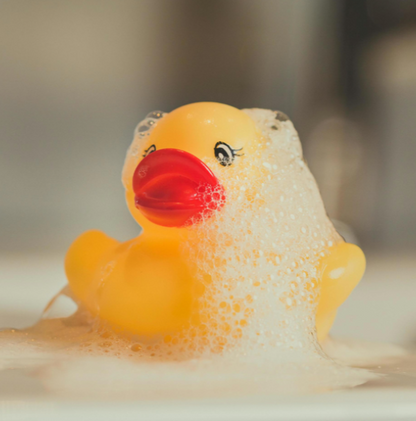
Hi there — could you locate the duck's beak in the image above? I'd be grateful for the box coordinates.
[132,148,225,227]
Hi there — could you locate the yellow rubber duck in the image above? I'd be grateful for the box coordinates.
[65,102,365,344]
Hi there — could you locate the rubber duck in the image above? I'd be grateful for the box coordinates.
[65,102,365,346]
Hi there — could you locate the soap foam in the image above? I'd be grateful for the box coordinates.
[0,109,384,398]
[120,108,343,360]
[180,109,341,359]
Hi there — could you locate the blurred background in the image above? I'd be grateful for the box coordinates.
[1,0,416,253]
[1,0,416,344]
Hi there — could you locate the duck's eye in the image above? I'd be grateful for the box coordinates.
[214,142,243,167]
[143,144,156,158]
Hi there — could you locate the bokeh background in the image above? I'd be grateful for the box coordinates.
[1,0,416,253]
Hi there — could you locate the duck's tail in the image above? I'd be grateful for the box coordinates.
[65,230,119,303]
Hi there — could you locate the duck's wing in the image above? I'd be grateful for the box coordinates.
[316,242,366,340]
[65,230,119,303]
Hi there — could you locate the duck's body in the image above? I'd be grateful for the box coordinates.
[66,229,200,336]
[65,102,365,349]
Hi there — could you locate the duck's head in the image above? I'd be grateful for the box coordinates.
[123,102,261,234]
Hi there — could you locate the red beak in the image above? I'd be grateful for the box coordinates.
[132,148,225,227]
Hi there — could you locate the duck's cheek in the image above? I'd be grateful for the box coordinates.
[215,159,264,208]
[132,148,226,228]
